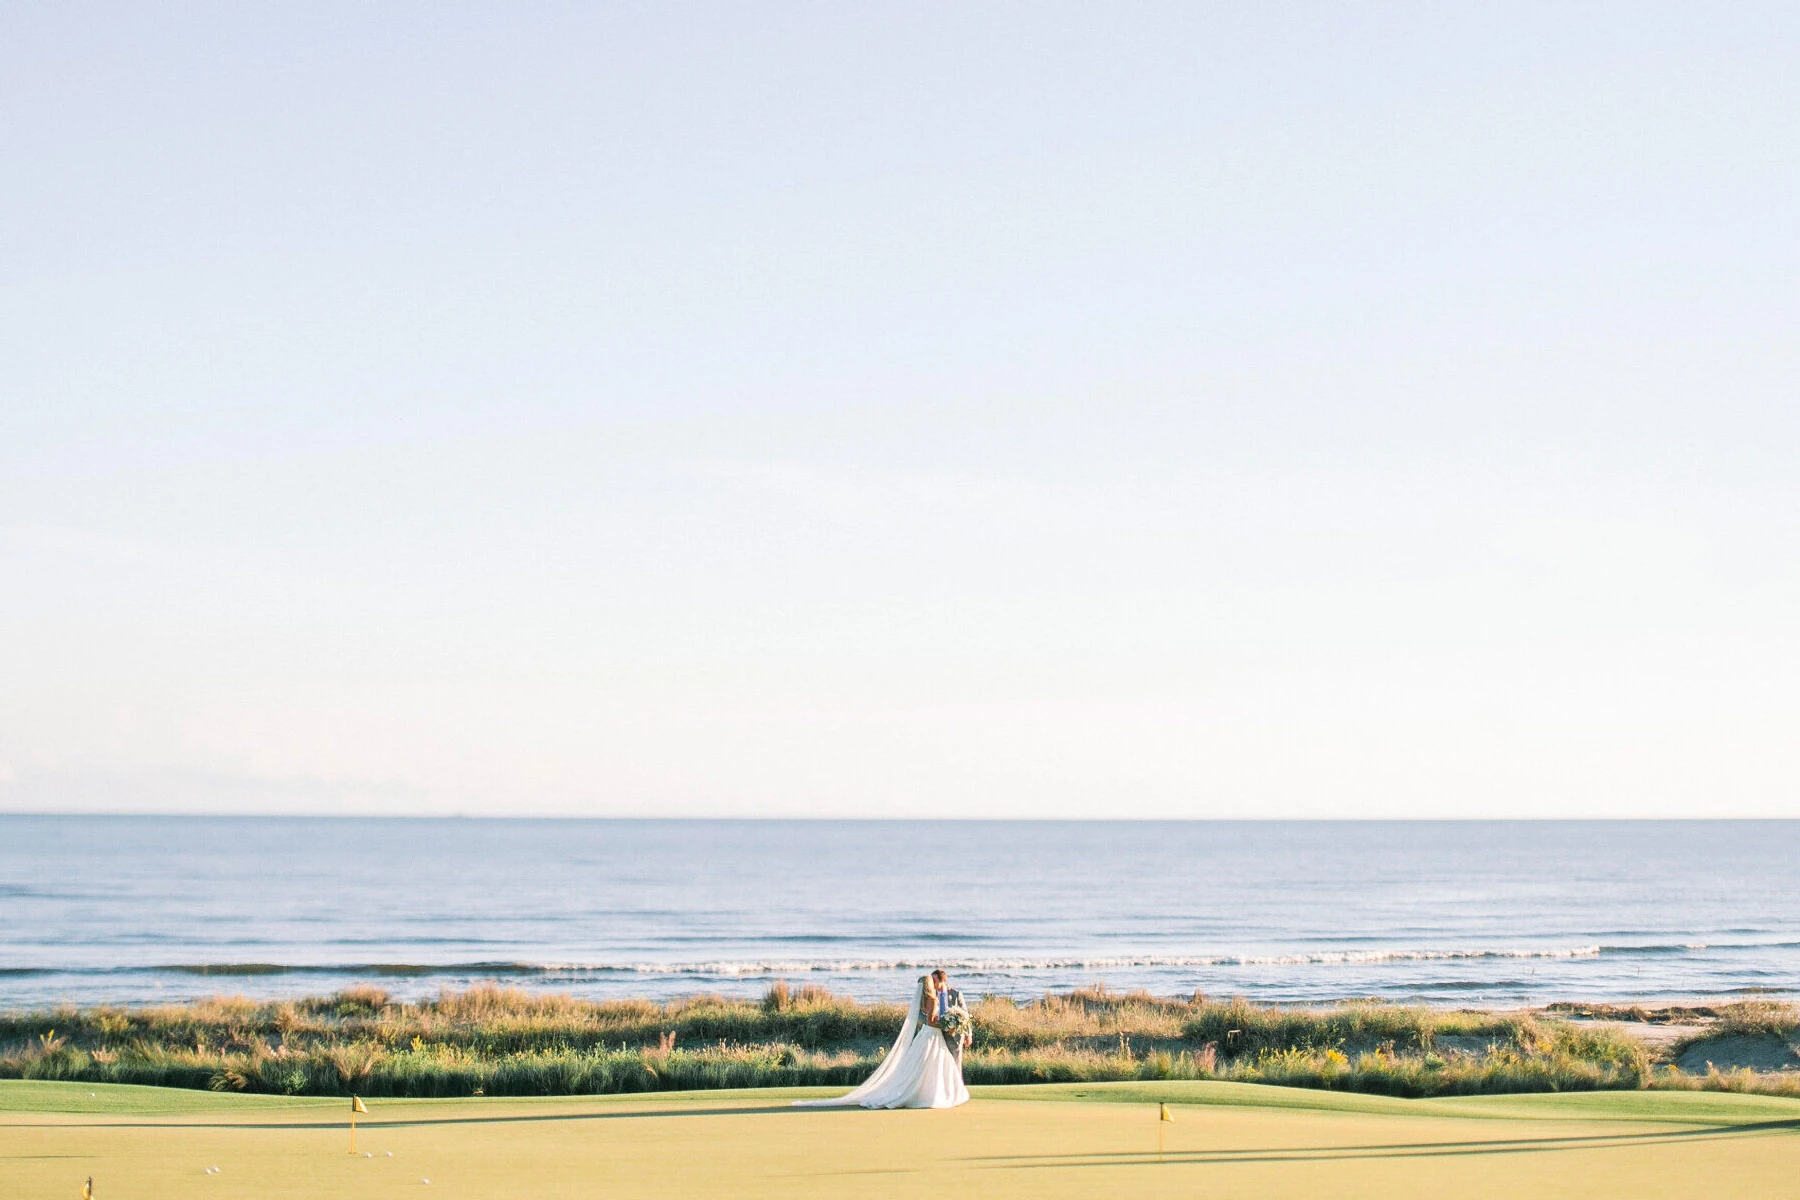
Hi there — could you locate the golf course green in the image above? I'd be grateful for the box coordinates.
[5,1079,1797,1199]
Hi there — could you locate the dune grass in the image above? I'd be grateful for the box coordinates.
[1673,999,1798,1040]
[1,983,1779,1101]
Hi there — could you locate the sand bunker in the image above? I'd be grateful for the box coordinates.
[1674,1034,1800,1074]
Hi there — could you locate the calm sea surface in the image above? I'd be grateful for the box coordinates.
[2,817,1796,1010]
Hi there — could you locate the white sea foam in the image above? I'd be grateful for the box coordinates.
[522,946,1607,975]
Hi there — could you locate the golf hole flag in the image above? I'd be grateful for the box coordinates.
[1160,1103,1173,1122]
[349,1095,368,1154]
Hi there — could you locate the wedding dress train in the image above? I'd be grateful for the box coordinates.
[792,977,969,1109]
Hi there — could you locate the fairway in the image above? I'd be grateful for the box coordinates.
[5,1080,1798,1200]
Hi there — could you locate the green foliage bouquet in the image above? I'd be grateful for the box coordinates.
[940,1003,972,1046]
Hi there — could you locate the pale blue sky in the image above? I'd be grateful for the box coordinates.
[3,3,1797,817]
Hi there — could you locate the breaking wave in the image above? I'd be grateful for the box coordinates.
[11,945,1624,979]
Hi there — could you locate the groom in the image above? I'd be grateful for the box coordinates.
[930,968,969,1064]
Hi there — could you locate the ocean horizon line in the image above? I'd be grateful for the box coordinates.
[3,812,1796,824]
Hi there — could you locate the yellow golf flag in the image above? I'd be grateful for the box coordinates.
[1159,1102,1173,1122]
[349,1095,369,1154]
[83,1177,93,1200]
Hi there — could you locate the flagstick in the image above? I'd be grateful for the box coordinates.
[349,1105,356,1156]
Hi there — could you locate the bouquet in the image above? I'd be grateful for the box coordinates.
[939,1003,973,1046]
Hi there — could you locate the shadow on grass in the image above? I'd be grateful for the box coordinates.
[3,1102,846,1132]
[970,1117,1800,1171]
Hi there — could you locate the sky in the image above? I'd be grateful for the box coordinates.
[2,3,1797,819]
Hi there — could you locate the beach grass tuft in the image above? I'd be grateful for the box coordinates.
[1705,1000,1799,1039]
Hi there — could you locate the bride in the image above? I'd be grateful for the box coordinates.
[793,973,969,1109]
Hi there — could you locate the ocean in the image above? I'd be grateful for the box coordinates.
[1,817,1795,1010]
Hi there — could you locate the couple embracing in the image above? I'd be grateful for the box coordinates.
[794,969,972,1110]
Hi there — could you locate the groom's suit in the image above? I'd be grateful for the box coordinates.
[939,987,969,1065]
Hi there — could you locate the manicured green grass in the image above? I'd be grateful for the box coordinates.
[978,1078,1800,1125]
[0,1078,333,1114]
[5,1079,1799,1200]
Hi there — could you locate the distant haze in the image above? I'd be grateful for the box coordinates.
[3,4,1797,817]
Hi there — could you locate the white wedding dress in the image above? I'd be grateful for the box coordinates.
[793,976,969,1109]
